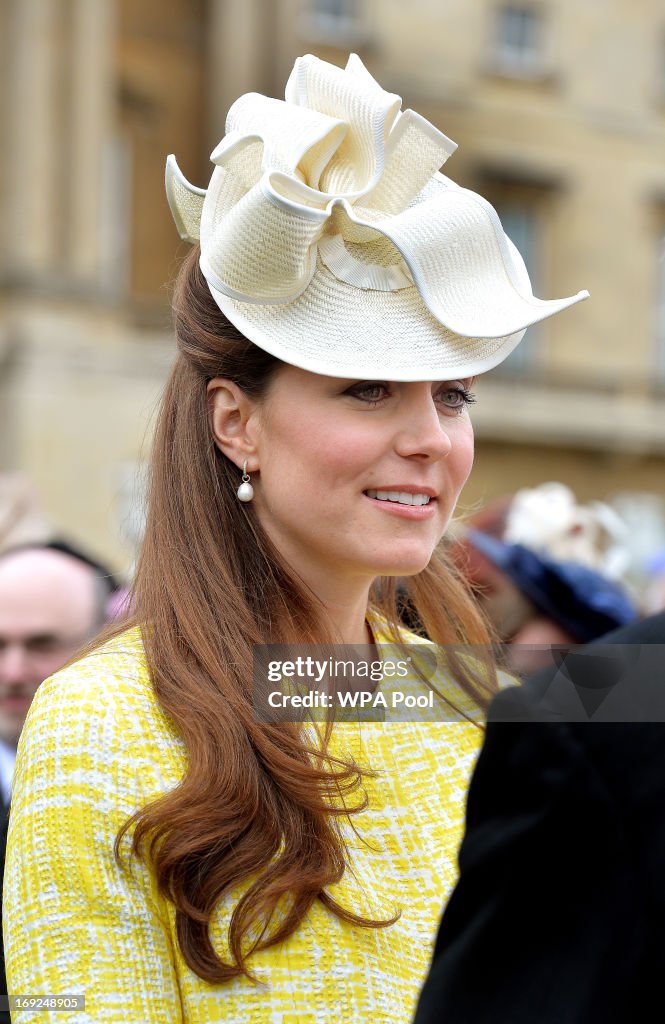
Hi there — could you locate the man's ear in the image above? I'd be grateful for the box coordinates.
[207,378,260,469]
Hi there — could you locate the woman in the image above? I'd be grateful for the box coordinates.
[3,54,587,1022]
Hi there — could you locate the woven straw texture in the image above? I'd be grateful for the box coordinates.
[166,53,588,380]
[4,620,482,1023]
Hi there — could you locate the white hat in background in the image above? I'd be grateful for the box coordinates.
[504,482,631,582]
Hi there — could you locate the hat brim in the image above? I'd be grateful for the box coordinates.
[209,253,527,381]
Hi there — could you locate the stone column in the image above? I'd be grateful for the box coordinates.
[206,0,277,150]
[1,0,117,290]
[2,0,67,278]
[67,0,118,288]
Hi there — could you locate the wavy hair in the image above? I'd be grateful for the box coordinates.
[106,246,495,981]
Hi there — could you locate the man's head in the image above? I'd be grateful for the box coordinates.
[0,545,113,745]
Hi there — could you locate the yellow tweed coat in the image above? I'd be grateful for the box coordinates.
[3,623,483,1023]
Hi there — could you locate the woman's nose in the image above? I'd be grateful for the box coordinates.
[393,396,453,460]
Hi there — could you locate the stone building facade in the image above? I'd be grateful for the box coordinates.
[1,0,664,572]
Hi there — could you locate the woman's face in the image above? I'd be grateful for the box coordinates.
[246,365,475,590]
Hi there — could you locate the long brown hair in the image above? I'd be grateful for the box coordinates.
[109,246,495,982]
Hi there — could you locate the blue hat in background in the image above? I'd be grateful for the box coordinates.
[467,529,638,644]
[646,548,665,575]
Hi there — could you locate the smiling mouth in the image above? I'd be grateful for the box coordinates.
[365,489,432,506]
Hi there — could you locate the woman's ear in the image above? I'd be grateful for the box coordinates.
[207,378,260,470]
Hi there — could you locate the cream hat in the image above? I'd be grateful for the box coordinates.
[166,53,588,380]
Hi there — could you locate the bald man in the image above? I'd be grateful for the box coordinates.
[0,545,114,803]
[0,544,116,1018]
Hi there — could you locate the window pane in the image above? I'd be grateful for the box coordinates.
[656,238,665,382]
[505,10,524,49]
[495,204,540,371]
[311,0,354,18]
[497,4,541,66]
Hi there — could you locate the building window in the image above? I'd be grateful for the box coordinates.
[300,0,369,45]
[493,4,545,75]
[656,237,665,384]
[658,34,665,102]
[494,202,541,373]
[310,0,356,16]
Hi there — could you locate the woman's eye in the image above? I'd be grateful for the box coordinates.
[437,386,477,413]
[346,382,389,404]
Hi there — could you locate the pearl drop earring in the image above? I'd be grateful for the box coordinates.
[237,460,254,502]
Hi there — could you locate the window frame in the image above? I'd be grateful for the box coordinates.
[299,0,370,47]
[491,2,549,79]
[476,172,560,379]
[655,234,665,386]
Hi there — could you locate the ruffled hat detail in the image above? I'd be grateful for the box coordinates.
[166,53,588,380]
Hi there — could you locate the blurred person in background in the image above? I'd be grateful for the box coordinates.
[465,528,637,676]
[0,541,119,799]
[502,482,631,581]
[452,482,637,674]
[2,55,587,1023]
[0,540,118,1019]
[644,549,665,614]
[414,606,665,1024]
